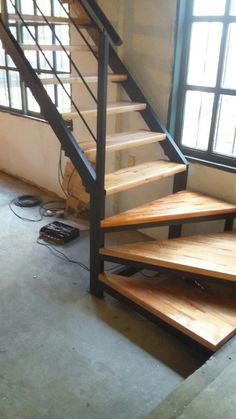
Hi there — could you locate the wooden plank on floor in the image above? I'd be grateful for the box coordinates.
[99,273,236,351]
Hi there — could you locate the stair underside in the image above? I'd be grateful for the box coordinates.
[21,44,95,52]
[105,160,187,195]
[80,130,166,159]
[61,101,147,120]
[40,73,127,85]
[100,232,236,281]
[9,13,90,25]
[101,190,236,229]
[99,273,236,351]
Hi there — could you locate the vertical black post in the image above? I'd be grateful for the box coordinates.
[90,30,109,296]
[169,169,188,238]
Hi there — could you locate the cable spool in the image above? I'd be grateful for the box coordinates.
[14,195,43,208]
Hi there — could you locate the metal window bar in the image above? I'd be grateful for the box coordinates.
[8,0,97,141]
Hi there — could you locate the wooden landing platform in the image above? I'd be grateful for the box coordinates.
[101,190,236,229]
[99,273,236,351]
[100,232,236,282]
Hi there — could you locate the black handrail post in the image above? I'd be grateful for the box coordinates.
[90,30,109,296]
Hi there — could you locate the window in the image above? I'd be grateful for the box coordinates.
[0,0,70,116]
[170,0,236,170]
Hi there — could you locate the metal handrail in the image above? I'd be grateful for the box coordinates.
[76,0,122,47]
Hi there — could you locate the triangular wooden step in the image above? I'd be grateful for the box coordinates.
[100,232,236,282]
[9,13,91,26]
[61,101,147,120]
[101,190,236,229]
[99,273,236,351]
[104,160,187,195]
[40,73,127,85]
[21,44,96,52]
[80,130,166,159]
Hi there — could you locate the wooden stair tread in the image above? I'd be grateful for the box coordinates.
[99,273,236,351]
[105,160,187,195]
[100,232,236,281]
[101,190,236,228]
[9,13,91,25]
[61,101,147,120]
[40,73,127,85]
[21,44,96,52]
[80,130,166,159]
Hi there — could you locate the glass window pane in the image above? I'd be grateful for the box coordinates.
[21,0,34,15]
[9,71,22,109]
[0,70,9,106]
[22,26,36,44]
[56,51,70,72]
[36,0,52,16]
[193,0,226,16]
[38,26,52,44]
[213,95,236,157]
[181,91,214,151]
[7,0,16,14]
[187,23,222,87]
[0,41,6,66]
[222,24,236,89]
[53,0,68,17]
[55,25,70,45]
[27,89,40,113]
[57,84,71,110]
[39,51,53,70]
[230,0,236,15]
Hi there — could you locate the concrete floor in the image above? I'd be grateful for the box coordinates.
[0,173,206,419]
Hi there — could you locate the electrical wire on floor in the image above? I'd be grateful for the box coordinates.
[36,238,90,271]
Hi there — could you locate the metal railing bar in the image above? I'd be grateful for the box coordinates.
[8,0,97,142]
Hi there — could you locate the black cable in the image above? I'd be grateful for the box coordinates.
[9,198,43,222]
[58,147,69,198]
[36,238,90,271]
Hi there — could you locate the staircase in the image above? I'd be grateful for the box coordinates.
[0,0,236,352]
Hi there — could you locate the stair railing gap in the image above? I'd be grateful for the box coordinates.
[0,16,96,191]
[8,0,97,142]
[59,0,98,60]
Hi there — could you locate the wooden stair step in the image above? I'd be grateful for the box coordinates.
[104,160,187,195]
[9,13,91,26]
[101,190,236,229]
[80,130,166,159]
[100,232,236,282]
[40,73,127,85]
[61,101,147,120]
[99,273,236,351]
[21,44,96,52]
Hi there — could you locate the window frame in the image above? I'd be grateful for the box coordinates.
[169,0,236,172]
[0,0,71,119]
